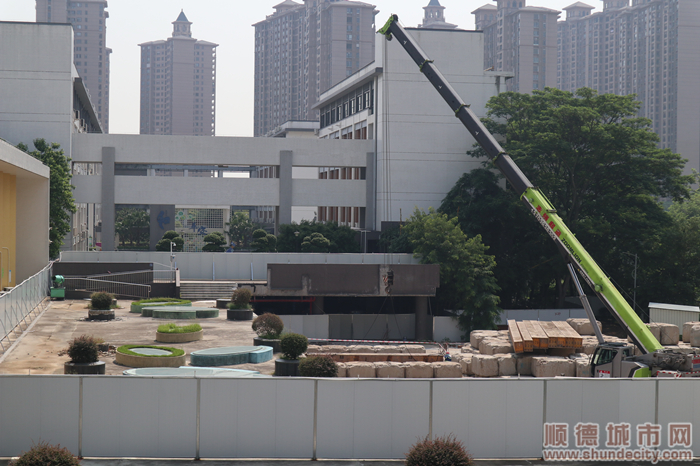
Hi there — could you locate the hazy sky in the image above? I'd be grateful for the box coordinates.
[1,0,598,137]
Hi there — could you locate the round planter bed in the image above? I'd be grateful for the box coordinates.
[254,337,281,353]
[88,309,115,321]
[115,345,186,368]
[64,361,106,375]
[143,306,219,319]
[275,359,300,377]
[131,299,191,314]
[227,309,254,321]
[156,329,203,343]
[189,346,273,367]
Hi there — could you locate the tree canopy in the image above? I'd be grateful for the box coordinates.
[277,220,360,253]
[17,139,76,259]
[251,229,277,252]
[227,211,255,249]
[403,208,501,336]
[156,230,183,252]
[115,208,149,248]
[441,88,693,311]
[202,232,226,252]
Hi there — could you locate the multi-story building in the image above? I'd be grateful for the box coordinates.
[36,0,111,132]
[253,0,377,137]
[139,11,217,136]
[473,0,560,92]
[557,0,700,172]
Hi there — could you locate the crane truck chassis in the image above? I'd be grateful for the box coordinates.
[378,15,700,378]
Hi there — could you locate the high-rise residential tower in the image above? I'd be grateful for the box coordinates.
[139,11,217,136]
[473,0,559,92]
[36,0,111,132]
[253,0,377,137]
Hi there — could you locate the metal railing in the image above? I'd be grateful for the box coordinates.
[0,262,52,354]
[63,277,151,299]
[82,269,176,284]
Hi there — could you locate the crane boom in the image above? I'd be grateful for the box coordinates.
[378,15,662,354]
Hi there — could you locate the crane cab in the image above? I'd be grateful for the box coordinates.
[591,342,650,378]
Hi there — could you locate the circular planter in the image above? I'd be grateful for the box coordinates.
[88,309,115,321]
[64,361,106,375]
[254,337,281,353]
[190,346,273,366]
[131,300,191,314]
[156,329,204,343]
[275,359,300,377]
[115,346,186,368]
[227,309,254,321]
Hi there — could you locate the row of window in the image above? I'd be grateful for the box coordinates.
[319,82,373,129]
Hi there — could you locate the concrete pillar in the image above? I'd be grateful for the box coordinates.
[278,150,293,226]
[365,152,376,231]
[415,296,432,341]
[101,147,116,251]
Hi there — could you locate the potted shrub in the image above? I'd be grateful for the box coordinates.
[405,434,473,466]
[88,291,115,320]
[275,332,308,377]
[298,354,338,377]
[64,334,106,374]
[252,313,284,353]
[227,287,254,321]
[9,441,80,466]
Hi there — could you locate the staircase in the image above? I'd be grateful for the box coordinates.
[179,281,237,300]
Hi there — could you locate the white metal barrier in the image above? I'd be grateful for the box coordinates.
[1,376,695,460]
[0,263,51,354]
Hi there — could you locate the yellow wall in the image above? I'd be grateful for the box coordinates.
[0,171,17,288]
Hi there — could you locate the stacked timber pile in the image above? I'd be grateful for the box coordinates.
[507,320,583,353]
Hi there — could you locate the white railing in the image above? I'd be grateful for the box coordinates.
[0,263,52,354]
[63,277,151,299]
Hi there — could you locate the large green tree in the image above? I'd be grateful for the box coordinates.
[403,208,501,336]
[17,139,76,259]
[441,88,693,311]
[226,211,255,249]
[115,208,149,248]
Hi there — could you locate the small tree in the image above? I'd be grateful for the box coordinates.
[229,288,253,309]
[67,335,99,364]
[156,230,184,251]
[202,232,226,252]
[252,313,284,339]
[17,139,76,259]
[301,232,331,252]
[251,229,277,252]
[227,211,256,249]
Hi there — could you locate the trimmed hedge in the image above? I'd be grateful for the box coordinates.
[280,333,308,360]
[116,345,185,358]
[67,334,99,364]
[130,298,191,314]
[299,355,338,377]
[90,291,114,310]
[157,323,202,334]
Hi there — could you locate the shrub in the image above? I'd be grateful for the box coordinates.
[157,323,202,334]
[280,332,308,360]
[229,288,253,309]
[90,291,113,310]
[405,434,473,466]
[10,441,80,466]
[252,313,284,339]
[67,334,99,364]
[298,355,338,377]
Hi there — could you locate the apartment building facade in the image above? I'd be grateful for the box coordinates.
[253,0,377,137]
[36,0,110,132]
[138,11,217,137]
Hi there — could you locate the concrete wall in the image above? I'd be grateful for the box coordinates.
[280,314,416,340]
[0,22,74,155]
[1,376,697,460]
[59,251,420,280]
[0,139,50,282]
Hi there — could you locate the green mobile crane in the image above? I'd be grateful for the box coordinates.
[378,15,700,378]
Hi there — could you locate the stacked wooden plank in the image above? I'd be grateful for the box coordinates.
[507,319,583,354]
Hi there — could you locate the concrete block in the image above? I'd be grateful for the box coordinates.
[460,354,473,375]
[690,324,700,347]
[346,362,376,378]
[323,345,347,354]
[478,338,514,355]
[655,323,680,345]
[471,354,499,378]
[347,345,375,353]
[373,345,399,354]
[433,362,462,378]
[531,356,575,378]
[683,322,698,343]
[566,318,602,336]
[497,354,517,376]
[404,361,434,378]
[449,353,463,362]
[399,345,426,354]
[374,362,405,378]
[574,358,592,378]
[470,330,499,348]
[515,355,534,376]
[306,345,323,354]
[646,324,662,343]
[460,343,477,354]
[336,363,347,378]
